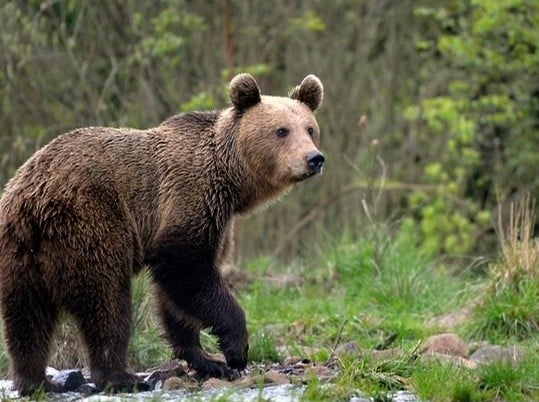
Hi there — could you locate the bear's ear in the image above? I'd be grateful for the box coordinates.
[229,73,262,112]
[289,75,323,112]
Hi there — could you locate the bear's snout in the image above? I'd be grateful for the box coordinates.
[306,151,325,175]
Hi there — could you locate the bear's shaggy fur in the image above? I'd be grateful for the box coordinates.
[0,74,324,395]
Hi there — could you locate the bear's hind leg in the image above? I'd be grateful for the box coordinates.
[0,279,61,395]
[156,289,238,380]
[68,278,145,392]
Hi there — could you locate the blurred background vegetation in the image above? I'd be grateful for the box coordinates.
[1,0,538,264]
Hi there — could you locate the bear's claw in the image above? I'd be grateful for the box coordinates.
[193,358,240,381]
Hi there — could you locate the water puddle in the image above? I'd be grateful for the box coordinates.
[0,380,420,401]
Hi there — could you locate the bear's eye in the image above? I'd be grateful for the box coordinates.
[307,127,314,137]
[276,127,289,138]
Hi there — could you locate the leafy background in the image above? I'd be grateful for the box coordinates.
[1,0,538,262]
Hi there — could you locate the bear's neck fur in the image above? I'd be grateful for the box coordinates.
[214,109,290,214]
[159,110,286,217]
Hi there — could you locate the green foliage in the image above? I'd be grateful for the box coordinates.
[0,338,8,379]
[402,0,539,256]
[412,360,479,402]
[300,376,352,402]
[130,0,206,67]
[248,331,282,363]
[129,324,170,371]
[290,11,326,33]
[180,92,216,112]
[468,265,539,342]
[332,228,462,316]
[411,353,539,402]
[129,273,170,370]
[468,197,539,342]
[401,94,488,255]
[476,355,539,401]
[1,0,538,261]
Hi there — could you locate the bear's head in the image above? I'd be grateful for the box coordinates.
[229,74,324,194]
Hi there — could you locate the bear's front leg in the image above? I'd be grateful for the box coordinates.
[155,288,242,379]
[147,243,248,378]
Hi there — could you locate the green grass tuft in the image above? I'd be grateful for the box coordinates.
[248,331,282,363]
[476,354,539,401]
[469,278,539,342]
[411,360,477,401]
[468,197,539,342]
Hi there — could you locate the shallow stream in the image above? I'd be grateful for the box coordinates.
[0,380,419,401]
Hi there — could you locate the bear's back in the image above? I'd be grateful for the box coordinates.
[2,111,220,205]
[0,111,224,251]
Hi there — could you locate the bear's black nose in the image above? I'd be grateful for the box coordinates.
[306,151,325,174]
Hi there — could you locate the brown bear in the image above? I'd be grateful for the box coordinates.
[0,73,324,395]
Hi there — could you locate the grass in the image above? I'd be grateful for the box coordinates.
[0,202,538,401]
[466,196,539,343]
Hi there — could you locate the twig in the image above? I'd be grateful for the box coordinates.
[374,332,397,350]
[324,319,348,366]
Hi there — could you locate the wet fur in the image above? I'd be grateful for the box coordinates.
[0,74,323,395]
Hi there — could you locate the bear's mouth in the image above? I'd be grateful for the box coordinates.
[295,169,322,182]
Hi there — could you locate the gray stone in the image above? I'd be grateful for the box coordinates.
[470,345,525,366]
[371,348,406,361]
[426,308,471,331]
[50,369,87,391]
[335,341,360,357]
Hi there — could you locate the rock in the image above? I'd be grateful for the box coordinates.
[232,375,255,388]
[371,348,406,361]
[468,341,490,354]
[420,333,469,358]
[198,375,255,390]
[76,383,99,394]
[201,378,231,390]
[469,345,525,366]
[50,369,87,391]
[419,353,477,369]
[335,341,360,357]
[45,366,60,378]
[426,308,471,331]
[131,380,152,392]
[264,370,289,385]
[306,365,335,379]
[162,376,188,391]
[145,359,188,388]
[282,356,304,366]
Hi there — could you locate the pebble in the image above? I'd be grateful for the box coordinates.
[335,341,360,357]
[420,333,469,358]
[162,376,188,391]
[201,377,231,389]
[49,369,88,392]
[264,370,289,384]
[469,345,525,366]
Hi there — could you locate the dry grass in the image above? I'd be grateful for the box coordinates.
[468,195,539,340]
[50,317,87,369]
[494,194,539,285]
